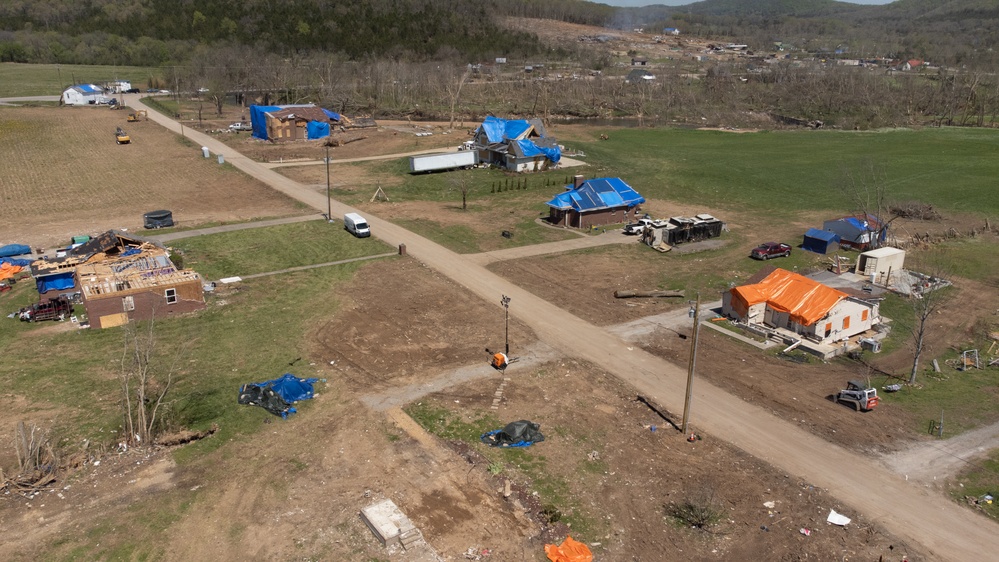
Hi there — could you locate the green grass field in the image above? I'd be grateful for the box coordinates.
[0,63,160,97]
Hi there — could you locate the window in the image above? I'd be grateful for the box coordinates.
[122,296,135,311]
[861,309,869,321]
[165,288,178,305]
[843,316,851,330]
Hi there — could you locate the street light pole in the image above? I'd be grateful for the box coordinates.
[324,143,332,221]
[501,295,511,355]
[681,292,701,435]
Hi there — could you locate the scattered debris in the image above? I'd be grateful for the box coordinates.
[613,290,684,299]
[826,509,851,526]
[544,535,593,562]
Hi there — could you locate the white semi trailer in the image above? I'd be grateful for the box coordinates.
[409,151,477,173]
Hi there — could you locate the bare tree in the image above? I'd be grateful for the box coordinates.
[119,316,184,447]
[448,169,474,211]
[907,271,953,385]
[443,64,473,130]
[840,160,900,249]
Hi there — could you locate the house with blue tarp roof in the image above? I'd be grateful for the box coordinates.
[472,116,561,172]
[822,214,886,251]
[61,84,106,106]
[546,176,645,229]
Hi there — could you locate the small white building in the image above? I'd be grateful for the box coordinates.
[857,247,905,285]
[61,84,105,105]
[106,80,131,93]
[723,268,879,344]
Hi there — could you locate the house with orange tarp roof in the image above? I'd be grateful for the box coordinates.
[722,268,880,345]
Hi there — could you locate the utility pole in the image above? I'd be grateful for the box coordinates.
[324,141,333,221]
[681,292,701,435]
[501,295,511,355]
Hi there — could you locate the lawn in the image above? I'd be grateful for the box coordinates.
[951,449,999,522]
[0,63,160,97]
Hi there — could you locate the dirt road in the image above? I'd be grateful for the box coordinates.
[133,96,999,559]
[884,419,999,484]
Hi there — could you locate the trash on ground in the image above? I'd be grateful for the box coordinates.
[826,509,851,526]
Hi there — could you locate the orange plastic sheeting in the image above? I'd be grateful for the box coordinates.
[730,268,847,327]
[0,262,23,282]
[545,535,593,562]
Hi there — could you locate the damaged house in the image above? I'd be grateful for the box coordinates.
[472,116,561,172]
[722,267,879,345]
[31,231,205,329]
[249,104,342,142]
[823,214,887,251]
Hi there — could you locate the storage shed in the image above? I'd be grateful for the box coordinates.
[857,247,905,285]
[546,176,644,229]
[61,84,104,105]
[802,228,840,254]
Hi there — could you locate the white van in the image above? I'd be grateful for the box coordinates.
[344,212,371,238]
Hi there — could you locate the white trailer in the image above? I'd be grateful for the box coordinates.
[409,151,477,173]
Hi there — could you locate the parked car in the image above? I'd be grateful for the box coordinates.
[750,242,792,260]
[125,88,141,94]
[229,122,252,132]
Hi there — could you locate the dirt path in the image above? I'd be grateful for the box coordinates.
[883,420,999,484]
[132,95,999,559]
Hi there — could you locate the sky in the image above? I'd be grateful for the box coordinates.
[597,0,894,6]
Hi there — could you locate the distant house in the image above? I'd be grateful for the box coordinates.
[249,104,342,142]
[61,84,104,106]
[823,214,886,250]
[106,80,131,93]
[626,69,656,83]
[31,231,206,329]
[631,56,649,66]
[802,228,840,254]
[722,268,879,345]
[472,116,561,172]
[546,176,645,229]
[663,27,680,36]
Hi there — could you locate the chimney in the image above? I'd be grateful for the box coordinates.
[573,175,585,189]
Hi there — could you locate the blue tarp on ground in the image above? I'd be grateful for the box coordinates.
[238,373,319,419]
[37,272,75,294]
[307,120,330,140]
[802,228,840,254]
[0,257,32,267]
[250,105,282,140]
[0,244,31,258]
[480,420,545,448]
[547,177,645,212]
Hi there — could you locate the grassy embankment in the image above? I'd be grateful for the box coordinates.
[0,63,160,98]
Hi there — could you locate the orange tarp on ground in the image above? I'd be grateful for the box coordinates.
[545,535,593,562]
[0,262,23,282]
[730,268,847,327]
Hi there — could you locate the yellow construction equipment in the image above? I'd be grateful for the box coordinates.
[115,127,131,144]
[127,110,147,122]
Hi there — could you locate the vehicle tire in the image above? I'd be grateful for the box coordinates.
[762,254,769,260]
[783,251,790,258]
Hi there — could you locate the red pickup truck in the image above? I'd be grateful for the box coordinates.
[750,242,791,260]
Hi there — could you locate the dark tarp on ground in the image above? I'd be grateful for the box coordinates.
[0,244,31,258]
[481,420,545,447]
[238,373,319,418]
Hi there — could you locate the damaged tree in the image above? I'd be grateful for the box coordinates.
[839,160,900,249]
[119,317,183,447]
[906,262,954,385]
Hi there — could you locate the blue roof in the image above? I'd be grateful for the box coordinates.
[804,228,840,242]
[74,84,102,94]
[547,178,644,212]
[480,116,536,143]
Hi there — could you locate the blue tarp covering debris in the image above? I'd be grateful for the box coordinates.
[37,272,75,294]
[322,108,341,121]
[0,257,32,267]
[307,120,330,139]
[480,420,545,448]
[238,373,319,418]
[0,244,31,258]
[547,177,645,212]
